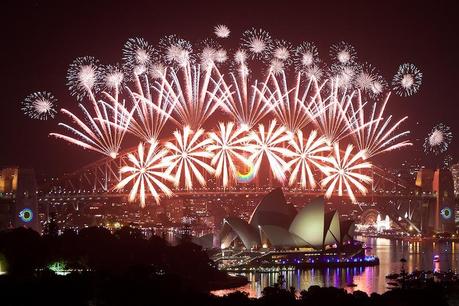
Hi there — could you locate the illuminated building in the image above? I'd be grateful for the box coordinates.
[0,167,41,232]
[219,188,354,250]
[451,163,459,196]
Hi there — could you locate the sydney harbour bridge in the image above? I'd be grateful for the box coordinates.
[37,146,455,235]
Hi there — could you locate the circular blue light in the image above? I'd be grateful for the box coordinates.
[19,208,33,223]
[440,207,452,220]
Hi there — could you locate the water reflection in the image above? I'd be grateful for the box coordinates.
[213,236,459,298]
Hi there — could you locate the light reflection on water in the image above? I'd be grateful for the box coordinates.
[212,237,459,298]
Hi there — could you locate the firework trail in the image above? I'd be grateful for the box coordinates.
[285,130,330,188]
[245,120,294,182]
[116,141,174,207]
[217,68,273,130]
[163,126,215,190]
[22,91,58,120]
[261,71,328,133]
[320,143,372,203]
[308,79,356,145]
[207,122,252,188]
[392,63,422,97]
[423,123,452,155]
[348,92,412,159]
[161,63,225,130]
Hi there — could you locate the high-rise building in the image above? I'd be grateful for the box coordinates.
[432,169,456,233]
[450,163,459,196]
[0,167,41,232]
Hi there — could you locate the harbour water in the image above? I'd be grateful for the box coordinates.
[212,236,459,297]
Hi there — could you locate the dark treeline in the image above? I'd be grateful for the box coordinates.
[0,227,450,306]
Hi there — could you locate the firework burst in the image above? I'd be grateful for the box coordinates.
[245,120,293,182]
[116,141,174,207]
[122,37,157,75]
[214,25,230,38]
[67,56,101,101]
[330,62,361,89]
[392,63,422,97]
[241,28,272,60]
[163,127,215,190]
[101,64,126,98]
[285,130,330,188]
[22,91,58,120]
[423,123,452,155]
[207,122,252,188]
[330,42,357,65]
[294,41,319,73]
[159,35,193,68]
[320,143,372,203]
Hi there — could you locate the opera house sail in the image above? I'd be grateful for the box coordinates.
[213,188,377,270]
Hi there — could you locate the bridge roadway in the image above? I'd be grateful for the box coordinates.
[37,189,436,202]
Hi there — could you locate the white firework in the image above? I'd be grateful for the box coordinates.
[330,63,361,89]
[159,35,193,68]
[245,120,293,182]
[355,63,378,93]
[217,70,273,129]
[50,100,129,159]
[271,39,293,66]
[369,74,388,99]
[260,71,321,133]
[104,77,177,144]
[163,127,215,190]
[162,64,224,130]
[392,63,422,97]
[122,37,157,75]
[294,41,319,72]
[321,143,372,203]
[198,39,227,71]
[330,41,357,64]
[285,130,330,188]
[234,49,248,66]
[347,92,412,159]
[116,141,174,207]
[214,24,230,38]
[423,123,452,155]
[303,64,325,82]
[308,79,356,144]
[21,91,58,120]
[149,62,167,79]
[269,59,286,75]
[101,64,126,97]
[207,122,252,188]
[66,56,101,101]
[241,28,272,59]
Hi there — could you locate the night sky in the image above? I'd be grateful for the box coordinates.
[2,0,458,176]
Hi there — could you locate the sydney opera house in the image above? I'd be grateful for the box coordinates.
[206,188,378,269]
